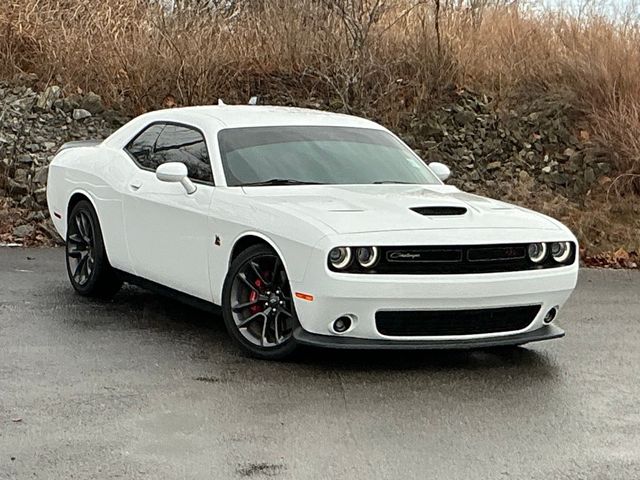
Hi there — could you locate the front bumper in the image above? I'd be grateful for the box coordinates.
[294,324,565,349]
[290,253,578,345]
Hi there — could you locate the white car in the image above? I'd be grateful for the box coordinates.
[46,105,579,359]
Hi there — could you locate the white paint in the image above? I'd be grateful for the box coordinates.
[46,105,579,343]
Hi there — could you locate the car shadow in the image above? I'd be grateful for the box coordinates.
[294,343,557,373]
[74,284,560,376]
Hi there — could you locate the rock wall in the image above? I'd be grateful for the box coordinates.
[0,81,613,246]
[0,81,129,243]
[401,89,608,203]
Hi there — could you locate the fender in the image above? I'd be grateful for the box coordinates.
[211,231,291,304]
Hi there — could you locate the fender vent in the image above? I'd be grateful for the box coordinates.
[411,206,467,216]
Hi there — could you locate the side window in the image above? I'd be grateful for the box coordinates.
[125,124,164,169]
[154,125,213,184]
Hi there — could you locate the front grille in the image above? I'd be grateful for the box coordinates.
[375,305,541,336]
[339,243,575,274]
[466,245,527,262]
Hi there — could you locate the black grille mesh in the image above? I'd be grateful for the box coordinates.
[375,305,541,336]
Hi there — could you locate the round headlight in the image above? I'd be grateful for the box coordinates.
[356,247,379,268]
[329,247,352,270]
[550,241,571,263]
[528,243,547,263]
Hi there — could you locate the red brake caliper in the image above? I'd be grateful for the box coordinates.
[249,278,263,314]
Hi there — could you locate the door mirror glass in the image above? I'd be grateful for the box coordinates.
[155,162,196,194]
[428,162,451,182]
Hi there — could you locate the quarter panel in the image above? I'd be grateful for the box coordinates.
[46,146,131,270]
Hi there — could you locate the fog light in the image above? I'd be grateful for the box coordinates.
[543,307,558,324]
[333,316,352,333]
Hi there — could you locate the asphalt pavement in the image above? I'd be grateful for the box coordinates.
[1,248,639,479]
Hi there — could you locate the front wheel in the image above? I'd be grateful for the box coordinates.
[222,244,299,360]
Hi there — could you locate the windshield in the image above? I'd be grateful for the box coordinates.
[218,126,440,186]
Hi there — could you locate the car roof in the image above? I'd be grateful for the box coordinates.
[103,105,388,149]
[142,105,385,130]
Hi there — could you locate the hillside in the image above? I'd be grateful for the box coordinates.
[0,0,638,263]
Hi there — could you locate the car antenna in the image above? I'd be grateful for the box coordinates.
[248,96,258,105]
[218,99,226,106]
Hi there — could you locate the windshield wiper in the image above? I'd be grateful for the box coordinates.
[372,180,414,184]
[242,178,322,186]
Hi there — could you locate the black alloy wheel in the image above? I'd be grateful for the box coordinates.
[222,244,299,359]
[67,208,96,287]
[65,200,122,298]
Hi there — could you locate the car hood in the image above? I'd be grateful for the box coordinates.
[241,184,561,234]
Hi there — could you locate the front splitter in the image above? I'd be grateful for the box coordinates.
[293,324,565,350]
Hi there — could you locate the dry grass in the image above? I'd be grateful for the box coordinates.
[0,0,638,226]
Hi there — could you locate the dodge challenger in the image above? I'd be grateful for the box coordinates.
[46,105,578,359]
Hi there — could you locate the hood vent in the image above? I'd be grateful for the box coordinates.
[411,206,467,216]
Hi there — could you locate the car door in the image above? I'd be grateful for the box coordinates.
[122,122,215,301]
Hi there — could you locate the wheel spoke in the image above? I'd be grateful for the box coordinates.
[81,213,92,244]
[282,314,295,331]
[86,255,94,276]
[81,253,91,281]
[75,215,84,238]
[273,314,280,344]
[67,249,83,259]
[238,311,266,329]
[249,261,268,285]
[86,220,94,247]
[232,299,261,312]
[270,257,281,286]
[260,314,269,347]
[68,233,84,246]
[238,272,260,294]
[74,253,88,282]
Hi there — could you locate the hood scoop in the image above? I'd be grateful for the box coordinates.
[411,206,467,216]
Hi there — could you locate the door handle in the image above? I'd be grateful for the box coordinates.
[130,182,142,191]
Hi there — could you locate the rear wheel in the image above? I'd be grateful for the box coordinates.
[222,244,299,360]
[65,200,122,298]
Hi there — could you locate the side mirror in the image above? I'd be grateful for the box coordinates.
[428,162,451,182]
[155,162,196,194]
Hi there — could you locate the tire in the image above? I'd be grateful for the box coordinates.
[222,244,299,360]
[65,199,122,299]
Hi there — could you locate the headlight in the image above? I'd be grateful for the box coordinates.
[528,243,547,263]
[329,247,352,269]
[356,247,379,268]
[550,241,572,263]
